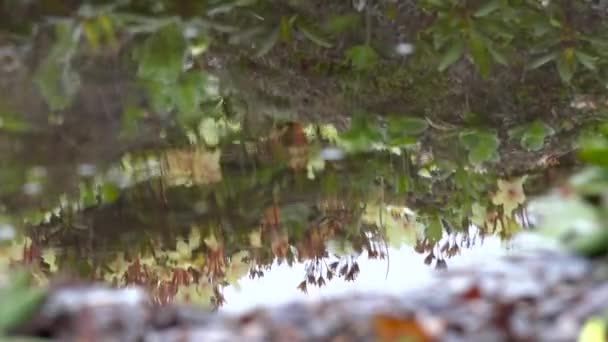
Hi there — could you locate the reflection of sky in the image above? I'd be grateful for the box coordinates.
[221,230,515,313]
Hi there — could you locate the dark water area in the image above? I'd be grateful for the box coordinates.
[0,0,607,315]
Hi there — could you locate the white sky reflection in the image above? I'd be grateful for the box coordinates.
[221,230,513,313]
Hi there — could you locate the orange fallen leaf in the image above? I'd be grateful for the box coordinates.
[372,314,431,342]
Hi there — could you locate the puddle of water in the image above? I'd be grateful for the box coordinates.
[0,1,597,313]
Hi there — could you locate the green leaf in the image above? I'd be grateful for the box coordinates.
[528,52,558,70]
[470,32,490,78]
[346,45,379,71]
[474,0,503,17]
[295,19,332,48]
[574,50,597,71]
[438,39,464,71]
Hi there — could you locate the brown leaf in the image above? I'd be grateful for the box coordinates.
[372,315,431,342]
[435,259,447,271]
[461,285,481,300]
[297,280,307,294]
[339,264,349,276]
[414,240,425,253]
[424,253,434,265]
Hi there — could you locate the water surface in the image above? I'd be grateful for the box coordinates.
[0,0,599,312]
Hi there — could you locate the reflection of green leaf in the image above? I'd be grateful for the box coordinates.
[0,110,28,133]
[426,215,442,242]
[459,129,499,164]
[295,19,332,48]
[279,16,293,42]
[207,0,257,16]
[35,21,80,111]
[474,0,503,17]
[199,117,220,146]
[80,183,97,207]
[470,31,489,78]
[346,45,379,71]
[389,136,418,148]
[518,120,555,151]
[174,72,208,125]
[521,135,545,152]
[469,143,498,164]
[36,61,80,111]
[326,14,361,34]
[281,203,312,225]
[528,52,558,70]
[136,23,186,84]
[556,49,575,83]
[121,106,146,135]
[387,116,428,136]
[101,183,119,203]
[438,39,464,71]
[340,113,382,152]
[574,50,597,71]
[507,125,527,141]
[254,27,279,58]
[487,44,508,65]
[362,205,419,248]
[579,149,608,167]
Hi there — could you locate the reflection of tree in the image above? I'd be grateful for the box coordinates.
[0,137,541,307]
